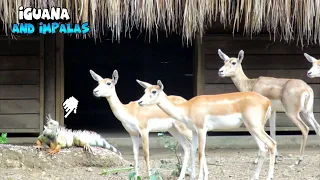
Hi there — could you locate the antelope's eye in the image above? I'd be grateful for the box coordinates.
[106,82,111,85]
[151,90,157,94]
[231,62,236,65]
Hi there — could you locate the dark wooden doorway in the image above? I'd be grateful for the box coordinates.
[64,30,194,132]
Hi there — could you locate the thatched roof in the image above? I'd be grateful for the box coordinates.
[1,0,320,47]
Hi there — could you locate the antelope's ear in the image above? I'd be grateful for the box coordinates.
[218,49,230,61]
[90,70,104,82]
[136,79,152,89]
[112,70,119,85]
[238,50,244,63]
[304,53,317,63]
[157,80,164,91]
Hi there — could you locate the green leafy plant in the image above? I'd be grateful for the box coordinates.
[149,170,163,180]
[128,171,142,180]
[157,132,182,177]
[125,132,183,180]
[0,133,8,144]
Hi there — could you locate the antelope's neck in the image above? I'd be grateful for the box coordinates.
[157,94,188,123]
[106,92,129,122]
[231,68,255,92]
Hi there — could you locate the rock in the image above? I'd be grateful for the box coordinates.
[86,167,93,172]
[5,159,21,168]
[0,144,130,169]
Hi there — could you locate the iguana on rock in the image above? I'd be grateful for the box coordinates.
[34,114,122,156]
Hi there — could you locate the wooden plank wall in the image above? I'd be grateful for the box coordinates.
[0,36,41,133]
[199,34,320,131]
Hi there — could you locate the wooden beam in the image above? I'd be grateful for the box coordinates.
[0,85,39,99]
[0,70,40,85]
[39,35,44,133]
[0,100,40,113]
[56,33,65,126]
[0,56,40,70]
[203,34,320,55]
[0,114,40,129]
[195,34,204,96]
[7,137,37,144]
[44,35,56,120]
[0,128,40,133]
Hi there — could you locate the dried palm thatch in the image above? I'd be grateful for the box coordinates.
[0,0,320,47]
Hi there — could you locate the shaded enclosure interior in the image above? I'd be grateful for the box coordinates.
[64,31,195,131]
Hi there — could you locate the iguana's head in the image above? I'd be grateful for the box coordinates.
[43,114,59,138]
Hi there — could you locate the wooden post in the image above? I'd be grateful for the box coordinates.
[39,35,45,133]
[44,35,56,120]
[55,33,65,126]
[195,34,204,96]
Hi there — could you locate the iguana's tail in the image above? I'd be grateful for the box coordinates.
[97,138,122,157]
[75,130,122,156]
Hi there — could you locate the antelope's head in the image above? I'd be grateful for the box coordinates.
[90,70,118,98]
[136,79,164,107]
[218,49,244,78]
[304,53,320,78]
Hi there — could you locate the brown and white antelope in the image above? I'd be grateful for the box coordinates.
[136,80,276,180]
[90,70,192,180]
[304,53,320,78]
[218,49,320,165]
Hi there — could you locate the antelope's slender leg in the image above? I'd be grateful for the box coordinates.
[249,129,276,180]
[286,113,309,165]
[141,130,151,177]
[282,90,310,165]
[130,135,140,178]
[197,128,208,180]
[254,110,280,164]
[168,127,191,180]
[190,130,199,180]
[302,111,320,139]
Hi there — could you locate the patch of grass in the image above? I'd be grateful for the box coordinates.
[100,166,134,175]
[0,133,8,144]
[104,132,183,180]
[128,169,163,180]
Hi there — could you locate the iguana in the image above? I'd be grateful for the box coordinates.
[34,114,122,156]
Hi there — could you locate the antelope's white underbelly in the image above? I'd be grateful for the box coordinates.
[205,114,243,131]
[148,118,175,132]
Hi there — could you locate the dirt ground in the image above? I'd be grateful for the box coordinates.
[0,144,319,180]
